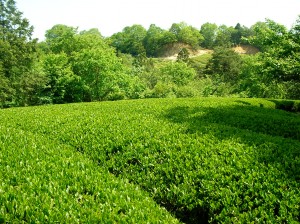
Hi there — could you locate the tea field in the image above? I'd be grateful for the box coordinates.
[0,98,299,223]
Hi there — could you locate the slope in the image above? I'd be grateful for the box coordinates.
[0,98,299,223]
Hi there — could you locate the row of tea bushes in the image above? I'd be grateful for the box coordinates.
[1,97,299,223]
[0,126,178,223]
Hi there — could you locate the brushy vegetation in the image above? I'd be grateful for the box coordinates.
[1,98,299,223]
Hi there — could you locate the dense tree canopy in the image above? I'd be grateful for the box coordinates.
[110,24,147,56]
[45,24,78,55]
[1,0,300,108]
[169,22,204,48]
[206,47,243,83]
[143,24,165,57]
[200,22,218,49]
[0,0,39,106]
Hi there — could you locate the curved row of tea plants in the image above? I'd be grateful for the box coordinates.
[1,97,299,223]
[0,126,178,223]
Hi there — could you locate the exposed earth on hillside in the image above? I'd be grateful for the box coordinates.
[233,45,259,54]
[160,43,259,60]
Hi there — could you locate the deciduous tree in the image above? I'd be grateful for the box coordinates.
[0,0,43,106]
[110,25,146,56]
[169,22,204,48]
[200,22,218,49]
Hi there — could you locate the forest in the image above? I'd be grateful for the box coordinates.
[1,0,300,107]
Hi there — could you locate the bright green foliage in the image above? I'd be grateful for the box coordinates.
[42,25,139,102]
[110,25,147,56]
[1,98,299,223]
[159,61,196,86]
[159,30,177,46]
[189,53,212,78]
[169,22,204,48]
[239,18,300,98]
[0,112,178,223]
[200,22,218,49]
[43,52,81,103]
[45,24,78,55]
[72,47,123,101]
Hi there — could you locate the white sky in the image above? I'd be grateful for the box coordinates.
[15,0,300,41]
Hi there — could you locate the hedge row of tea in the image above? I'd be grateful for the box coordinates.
[0,127,177,223]
[1,98,299,223]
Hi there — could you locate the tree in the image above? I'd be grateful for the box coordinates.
[169,22,204,48]
[238,18,300,99]
[206,47,243,83]
[72,32,132,101]
[231,23,253,46]
[45,24,78,55]
[0,64,14,107]
[159,61,196,86]
[110,24,146,56]
[0,0,42,106]
[143,24,165,57]
[41,24,140,103]
[214,25,234,48]
[79,28,102,37]
[245,19,299,82]
[200,22,218,49]
[177,48,190,63]
[160,30,177,46]
[0,0,36,71]
[290,16,300,44]
[246,20,290,53]
[43,52,82,103]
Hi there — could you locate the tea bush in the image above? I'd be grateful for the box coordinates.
[1,98,299,223]
[0,127,178,223]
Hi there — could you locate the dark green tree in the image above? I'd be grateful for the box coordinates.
[231,23,253,46]
[0,0,46,106]
[214,25,234,48]
[143,24,165,57]
[231,23,242,46]
[206,47,243,83]
[200,22,218,49]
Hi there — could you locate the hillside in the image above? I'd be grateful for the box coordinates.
[159,43,258,60]
[1,98,299,223]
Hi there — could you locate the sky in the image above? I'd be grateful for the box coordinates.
[15,0,300,41]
